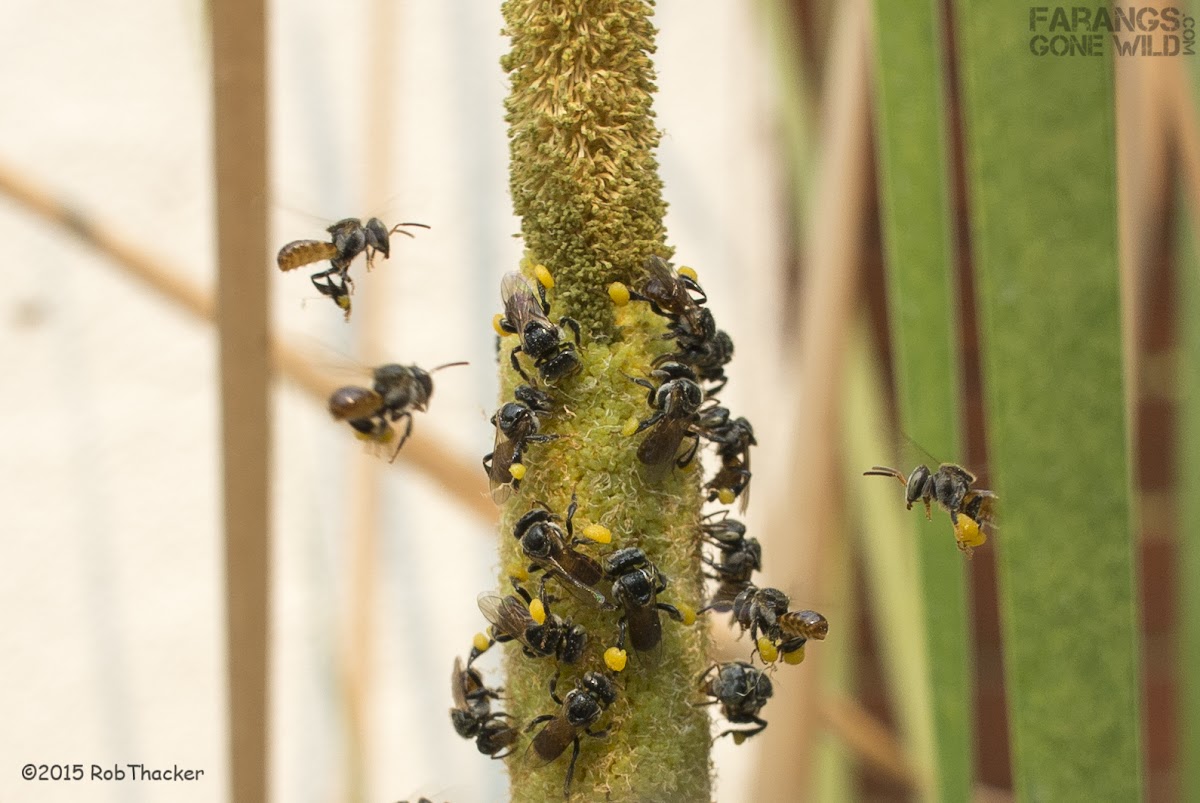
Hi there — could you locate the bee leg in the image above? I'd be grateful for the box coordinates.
[676,432,701,468]
[615,617,628,651]
[525,713,555,733]
[630,376,658,406]
[535,281,552,315]
[563,735,582,799]
[561,316,582,346]
[658,602,684,622]
[509,345,534,384]
[632,412,664,435]
[584,725,609,739]
[387,413,414,463]
[922,499,933,520]
[565,492,579,537]
[548,671,563,705]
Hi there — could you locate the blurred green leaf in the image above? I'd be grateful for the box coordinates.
[954,4,1142,799]
[870,0,972,798]
[1178,187,1200,801]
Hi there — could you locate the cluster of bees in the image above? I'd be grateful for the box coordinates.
[275,219,997,797]
[448,257,833,797]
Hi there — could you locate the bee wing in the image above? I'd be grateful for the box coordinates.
[643,255,676,286]
[970,490,998,530]
[625,604,664,666]
[637,419,691,478]
[451,656,469,709]
[500,271,544,331]
[488,430,519,503]
[525,713,575,767]
[477,593,533,643]
[541,551,609,608]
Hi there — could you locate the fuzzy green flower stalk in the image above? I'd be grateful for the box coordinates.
[494,1,713,800]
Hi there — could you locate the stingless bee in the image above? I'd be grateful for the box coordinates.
[629,255,708,332]
[513,494,612,608]
[628,361,707,478]
[525,671,619,798]
[449,655,519,758]
[277,217,429,319]
[725,585,828,662]
[483,384,560,503]
[698,662,774,743]
[658,308,735,396]
[602,547,685,663]
[864,463,997,555]
[497,271,582,384]
[700,514,761,611]
[698,406,756,511]
[477,585,588,665]
[327,361,467,462]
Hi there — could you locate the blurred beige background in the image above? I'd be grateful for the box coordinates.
[0,1,795,801]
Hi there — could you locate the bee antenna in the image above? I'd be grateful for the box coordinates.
[389,221,432,238]
[431,361,470,373]
[900,433,940,465]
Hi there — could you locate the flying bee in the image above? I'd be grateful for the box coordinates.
[327,361,467,462]
[698,662,774,743]
[629,361,707,478]
[497,271,582,384]
[483,384,560,503]
[602,547,684,664]
[477,585,588,665]
[629,255,708,332]
[525,671,618,798]
[513,494,611,608]
[864,463,997,555]
[698,406,756,511]
[449,655,519,758]
[277,217,429,319]
[277,217,430,273]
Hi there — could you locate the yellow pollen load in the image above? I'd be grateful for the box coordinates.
[582,524,612,544]
[528,598,547,625]
[492,313,507,337]
[678,603,697,626]
[608,282,631,306]
[509,563,530,583]
[718,488,736,505]
[732,731,747,746]
[954,514,987,548]
[621,416,641,437]
[677,266,698,281]
[604,647,628,672]
[472,632,492,654]
[757,637,779,663]
[533,264,555,289]
[508,463,527,481]
[783,645,806,665]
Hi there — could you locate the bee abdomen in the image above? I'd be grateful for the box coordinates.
[277,239,338,272]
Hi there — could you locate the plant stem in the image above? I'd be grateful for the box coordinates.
[498,2,711,800]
